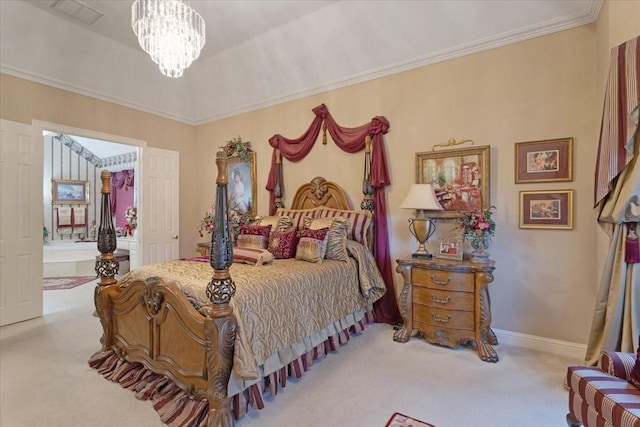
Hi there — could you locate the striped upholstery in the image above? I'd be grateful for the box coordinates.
[600,351,638,380]
[567,352,640,427]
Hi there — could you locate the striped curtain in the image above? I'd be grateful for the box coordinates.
[585,35,640,365]
[594,36,639,206]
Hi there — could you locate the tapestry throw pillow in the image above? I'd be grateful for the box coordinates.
[233,246,274,266]
[315,207,372,247]
[304,216,349,262]
[237,224,272,249]
[630,336,640,388]
[268,230,299,259]
[295,227,329,263]
[255,215,294,233]
[276,207,317,232]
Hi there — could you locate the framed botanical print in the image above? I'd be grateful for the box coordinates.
[228,152,257,217]
[515,137,573,183]
[416,145,490,218]
[519,189,574,229]
[51,179,89,204]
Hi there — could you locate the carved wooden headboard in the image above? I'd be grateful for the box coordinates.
[290,177,352,210]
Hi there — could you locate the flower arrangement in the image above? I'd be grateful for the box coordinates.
[458,206,496,252]
[125,206,137,236]
[222,136,252,163]
[198,202,252,240]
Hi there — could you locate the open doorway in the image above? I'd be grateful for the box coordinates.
[42,130,139,279]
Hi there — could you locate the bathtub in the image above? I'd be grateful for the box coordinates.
[43,241,129,277]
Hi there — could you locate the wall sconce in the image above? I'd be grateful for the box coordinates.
[399,184,443,258]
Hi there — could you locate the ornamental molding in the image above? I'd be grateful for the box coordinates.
[54,134,137,168]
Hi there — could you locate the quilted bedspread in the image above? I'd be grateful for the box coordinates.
[119,240,386,393]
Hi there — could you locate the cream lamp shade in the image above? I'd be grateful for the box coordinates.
[399,184,443,258]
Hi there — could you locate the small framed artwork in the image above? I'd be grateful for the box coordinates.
[434,238,464,261]
[515,137,573,183]
[416,145,490,218]
[519,190,574,229]
[51,179,89,204]
[228,151,257,217]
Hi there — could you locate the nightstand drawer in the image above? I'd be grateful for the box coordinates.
[413,287,474,311]
[413,305,474,330]
[412,268,474,292]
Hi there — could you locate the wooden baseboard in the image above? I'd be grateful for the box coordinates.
[494,328,587,362]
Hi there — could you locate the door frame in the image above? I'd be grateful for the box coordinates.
[33,120,147,280]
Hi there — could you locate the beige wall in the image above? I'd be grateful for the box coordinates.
[1,0,637,346]
[0,74,199,256]
[196,26,600,345]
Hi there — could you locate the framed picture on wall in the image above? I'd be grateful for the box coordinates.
[51,179,89,204]
[416,145,490,218]
[515,137,573,183]
[228,152,257,217]
[519,189,574,229]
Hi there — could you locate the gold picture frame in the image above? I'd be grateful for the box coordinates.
[519,189,574,229]
[515,137,573,183]
[228,152,257,217]
[51,179,89,204]
[434,238,463,261]
[416,145,490,218]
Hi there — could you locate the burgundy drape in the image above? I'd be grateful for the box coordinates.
[110,170,135,227]
[265,104,401,325]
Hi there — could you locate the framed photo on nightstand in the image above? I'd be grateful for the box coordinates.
[434,238,463,261]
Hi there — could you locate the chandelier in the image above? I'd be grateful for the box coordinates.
[131,0,206,78]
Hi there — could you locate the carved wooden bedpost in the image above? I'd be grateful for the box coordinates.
[203,152,238,427]
[360,136,375,213]
[94,170,119,350]
[273,148,285,212]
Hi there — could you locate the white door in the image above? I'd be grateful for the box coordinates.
[0,119,43,326]
[139,146,179,265]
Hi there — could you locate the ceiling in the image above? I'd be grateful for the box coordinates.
[1,0,602,125]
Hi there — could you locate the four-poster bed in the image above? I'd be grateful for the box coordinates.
[91,152,387,426]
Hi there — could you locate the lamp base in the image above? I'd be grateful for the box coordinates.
[411,252,433,259]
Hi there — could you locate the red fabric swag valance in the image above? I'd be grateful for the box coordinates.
[265,104,401,325]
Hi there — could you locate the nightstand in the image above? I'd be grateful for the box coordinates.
[196,242,210,256]
[393,256,498,362]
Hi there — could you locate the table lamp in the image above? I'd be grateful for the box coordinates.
[399,183,444,258]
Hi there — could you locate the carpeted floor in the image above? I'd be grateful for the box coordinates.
[0,281,581,427]
[43,276,96,290]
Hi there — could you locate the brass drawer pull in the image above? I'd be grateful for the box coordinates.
[431,294,451,304]
[431,313,451,323]
[430,275,450,286]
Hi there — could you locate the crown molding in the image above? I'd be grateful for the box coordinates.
[0,65,196,126]
[3,1,602,127]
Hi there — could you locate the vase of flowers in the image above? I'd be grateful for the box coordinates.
[459,206,495,263]
[125,206,137,237]
[198,202,252,243]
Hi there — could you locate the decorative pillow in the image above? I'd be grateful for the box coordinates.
[315,207,372,247]
[295,227,329,263]
[276,207,317,232]
[630,337,640,388]
[304,216,349,262]
[255,215,294,233]
[268,230,299,259]
[232,246,274,266]
[237,224,272,249]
